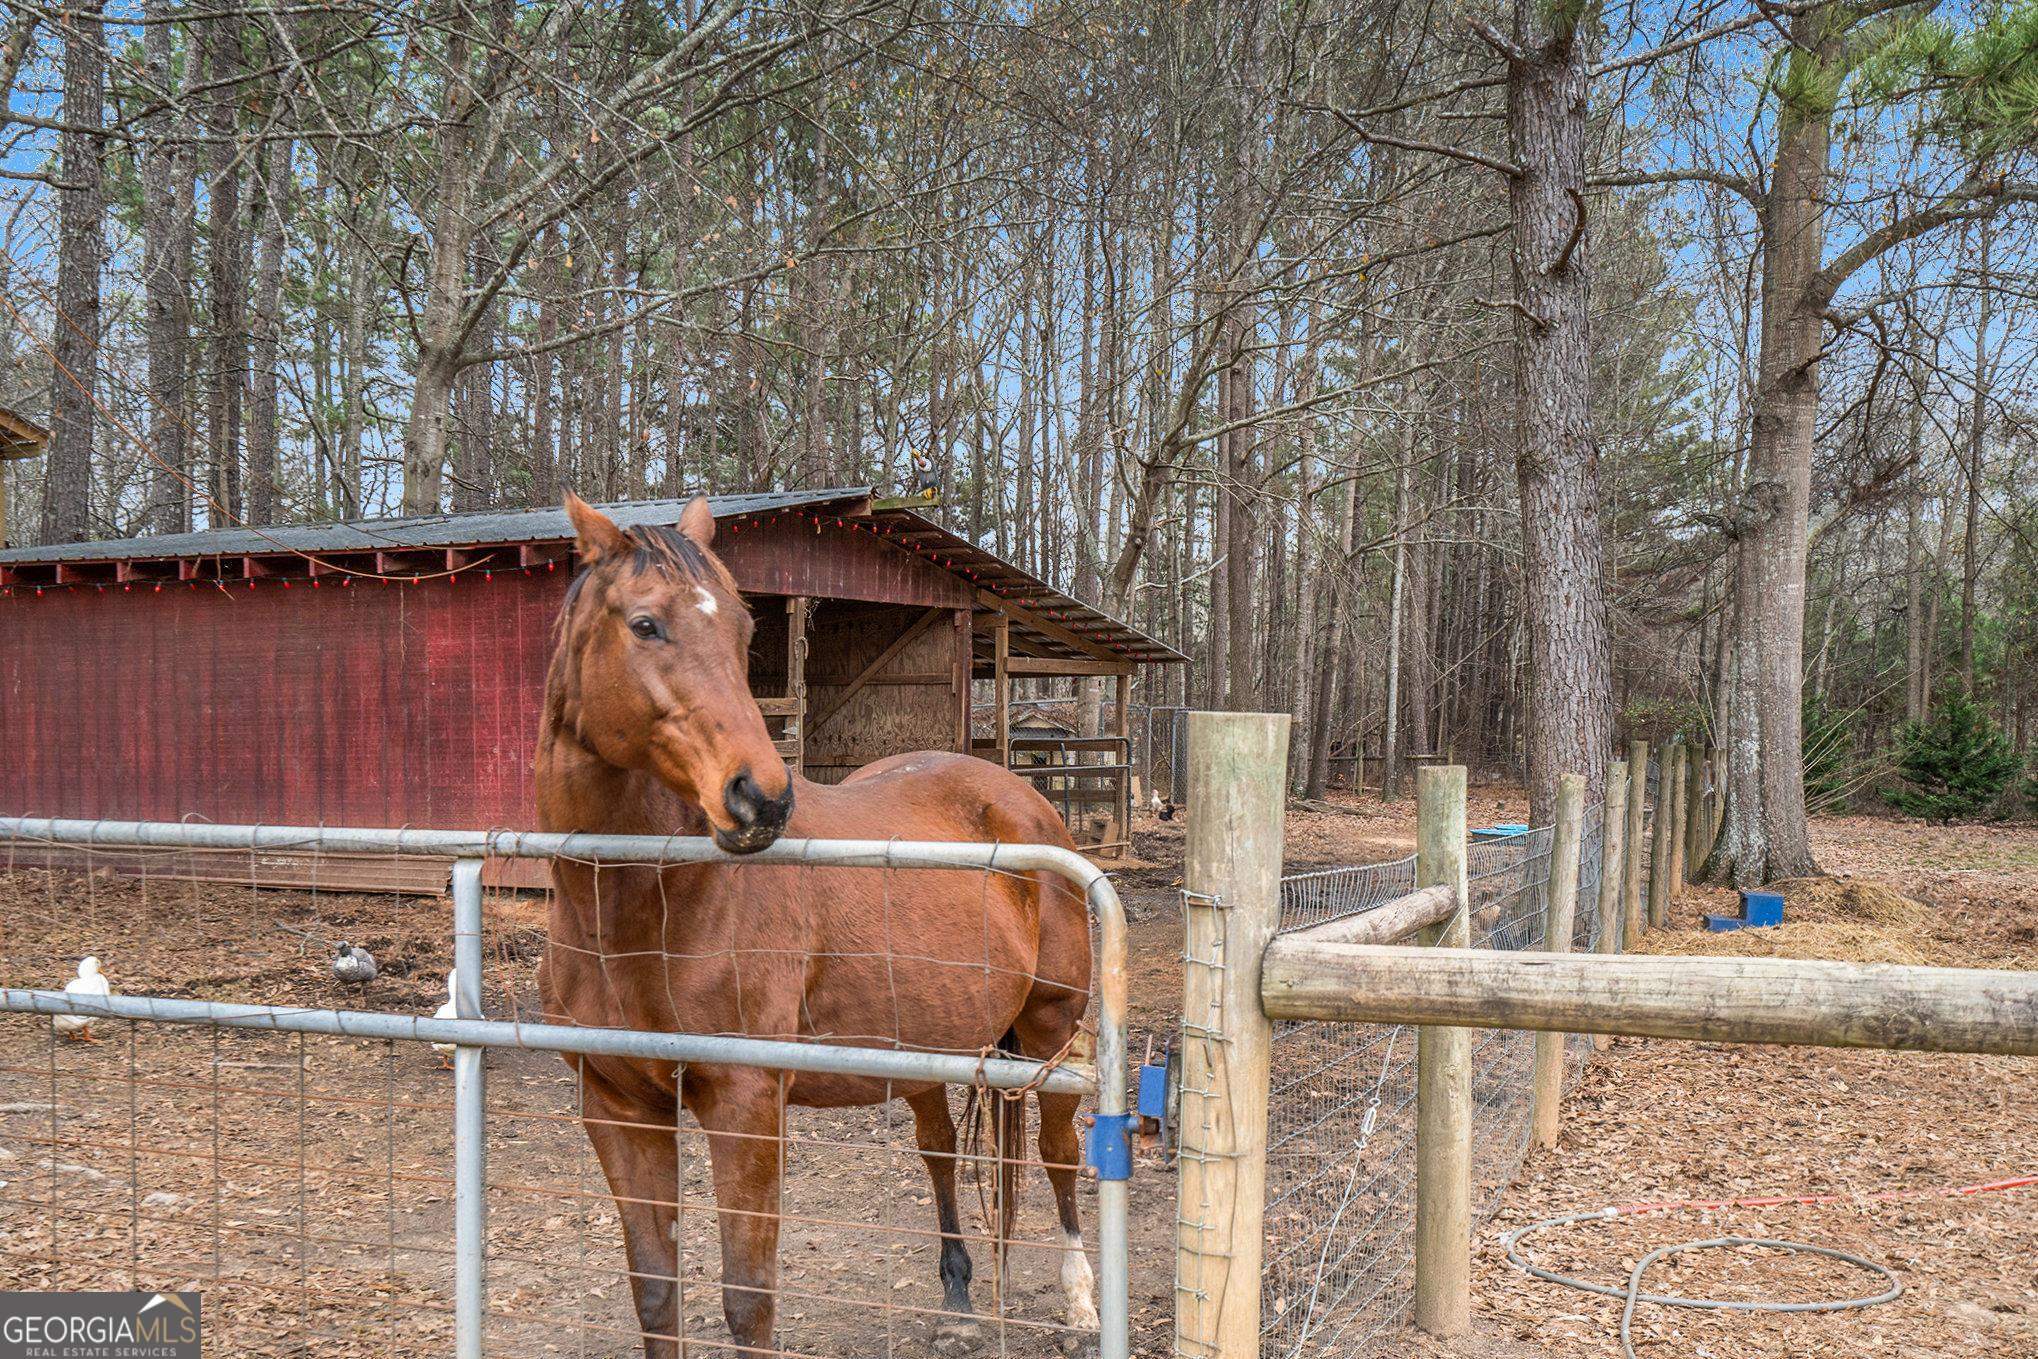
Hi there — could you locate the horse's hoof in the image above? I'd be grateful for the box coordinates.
[931,1318,982,1357]
[1054,1331,1100,1359]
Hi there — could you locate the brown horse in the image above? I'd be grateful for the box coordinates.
[535,494,1097,1358]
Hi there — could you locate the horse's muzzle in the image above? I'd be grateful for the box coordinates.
[716,770,793,855]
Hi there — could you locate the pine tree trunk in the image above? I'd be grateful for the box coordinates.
[1502,5,1613,819]
[203,1,245,523]
[401,2,479,514]
[141,0,193,533]
[247,133,292,524]
[40,0,105,544]
[1959,220,1991,696]
[1705,18,1832,885]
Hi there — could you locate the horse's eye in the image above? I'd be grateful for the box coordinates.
[628,616,664,642]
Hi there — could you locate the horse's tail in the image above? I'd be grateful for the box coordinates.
[962,1027,1026,1294]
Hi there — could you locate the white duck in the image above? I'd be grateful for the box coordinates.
[431,969,460,1069]
[53,957,111,1042]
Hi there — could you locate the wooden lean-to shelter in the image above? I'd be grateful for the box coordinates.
[0,406,50,549]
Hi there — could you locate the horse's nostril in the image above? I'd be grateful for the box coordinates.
[725,771,765,827]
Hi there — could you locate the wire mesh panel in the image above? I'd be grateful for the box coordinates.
[0,836,467,1354]
[0,822,1129,1359]
[1139,707,1192,807]
[1258,856,1418,1358]
[1255,809,1606,1358]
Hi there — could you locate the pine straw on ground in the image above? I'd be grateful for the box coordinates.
[1453,818,2038,1359]
[1631,874,1990,968]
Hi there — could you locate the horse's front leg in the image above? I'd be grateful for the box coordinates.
[578,1065,683,1359]
[907,1087,980,1355]
[691,1068,787,1354]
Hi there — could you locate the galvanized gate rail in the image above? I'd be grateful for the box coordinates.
[0,817,1133,1359]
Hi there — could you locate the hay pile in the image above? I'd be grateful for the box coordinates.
[1641,875,1956,966]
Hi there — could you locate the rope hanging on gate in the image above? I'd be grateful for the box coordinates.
[955,1020,1092,1302]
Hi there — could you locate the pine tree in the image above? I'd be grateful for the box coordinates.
[1885,694,2020,823]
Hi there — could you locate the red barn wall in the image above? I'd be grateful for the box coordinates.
[0,570,567,828]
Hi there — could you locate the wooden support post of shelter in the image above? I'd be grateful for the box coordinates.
[1622,740,1649,946]
[1174,712,1288,1359]
[1113,672,1133,846]
[1530,772,1586,1149]
[991,616,1012,770]
[1593,759,1629,1051]
[1413,764,1471,1337]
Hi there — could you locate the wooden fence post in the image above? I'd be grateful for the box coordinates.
[1710,744,1726,843]
[1648,744,1677,928]
[1593,759,1629,1051]
[1682,743,1703,881]
[1666,742,1689,903]
[1531,772,1586,1149]
[1175,712,1289,1359]
[1413,765,1471,1337]
[1622,740,1648,946]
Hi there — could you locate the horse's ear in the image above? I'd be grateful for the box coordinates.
[564,492,629,563]
[678,494,716,548]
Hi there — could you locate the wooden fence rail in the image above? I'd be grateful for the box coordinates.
[1260,946,2038,1056]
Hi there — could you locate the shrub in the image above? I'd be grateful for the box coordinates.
[1884,694,2019,823]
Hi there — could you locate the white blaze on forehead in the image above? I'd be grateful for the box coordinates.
[694,586,719,617]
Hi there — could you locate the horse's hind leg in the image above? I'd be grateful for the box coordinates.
[1034,1089,1100,1347]
[579,1070,683,1359]
[908,1087,980,1355]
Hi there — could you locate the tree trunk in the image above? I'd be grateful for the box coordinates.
[40,0,105,545]
[202,1,245,524]
[401,3,481,514]
[141,0,193,533]
[1503,5,1613,819]
[1382,440,1411,797]
[1705,17,1832,885]
[1959,219,1991,696]
[247,132,292,524]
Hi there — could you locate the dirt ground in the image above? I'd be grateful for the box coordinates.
[1474,816,2038,1359]
[1,793,2031,1359]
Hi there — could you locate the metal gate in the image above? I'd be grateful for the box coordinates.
[0,818,1131,1359]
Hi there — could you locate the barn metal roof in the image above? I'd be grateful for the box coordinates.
[0,487,1185,664]
[0,487,875,564]
[869,509,1184,663]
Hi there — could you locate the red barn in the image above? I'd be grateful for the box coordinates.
[0,488,1180,885]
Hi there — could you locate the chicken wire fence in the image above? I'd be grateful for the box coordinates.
[1254,807,1608,1359]
[1140,706,1192,807]
[0,818,1131,1359]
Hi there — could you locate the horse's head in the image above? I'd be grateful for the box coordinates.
[549,493,794,854]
